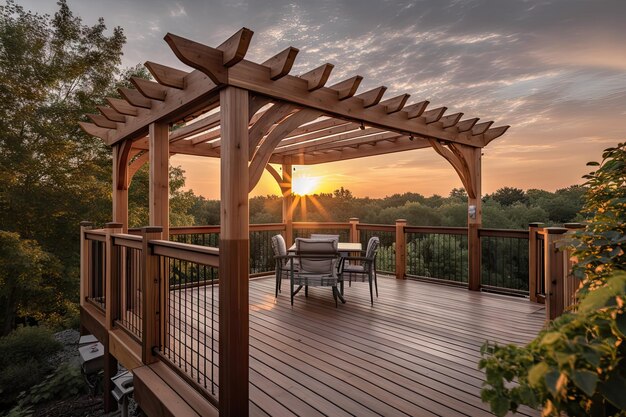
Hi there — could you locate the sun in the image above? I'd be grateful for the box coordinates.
[292,176,320,195]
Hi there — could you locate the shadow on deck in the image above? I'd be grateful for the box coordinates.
[175,276,545,417]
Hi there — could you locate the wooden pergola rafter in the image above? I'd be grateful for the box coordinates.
[79,27,510,417]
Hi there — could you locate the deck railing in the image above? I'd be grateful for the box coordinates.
[80,219,582,415]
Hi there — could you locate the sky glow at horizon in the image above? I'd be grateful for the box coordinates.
[18,0,626,199]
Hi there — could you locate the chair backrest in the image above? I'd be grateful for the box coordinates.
[271,234,287,258]
[310,234,340,242]
[366,236,380,259]
[295,238,338,274]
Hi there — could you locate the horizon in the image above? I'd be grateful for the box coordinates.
[18,0,626,199]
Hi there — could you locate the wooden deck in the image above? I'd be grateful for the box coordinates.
[169,276,545,417]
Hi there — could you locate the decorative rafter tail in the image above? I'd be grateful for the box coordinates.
[106,98,138,116]
[118,87,152,109]
[403,101,429,119]
[329,75,363,100]
[483,125,510,146]
[98,106,126,122]
[131,77,168,101]
[299,63,334,91]
[355,86,387,108]
[144,61,188,89]
[88,114,117,129]
[263,47,299,80]
[454,118,479,132]
[440,112,463,128]
[471,121,493,135]
[379,93,410,114]
[217,27,254,67]
[79,122,112,141]
[164,33,227,84]
[422,107,447,124]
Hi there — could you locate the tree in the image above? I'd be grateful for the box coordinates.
[490,187,527,206]
[0,232,62,336]
[0,0,125,269]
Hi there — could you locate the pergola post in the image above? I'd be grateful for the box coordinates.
[149,122,169,238]
[282,163,294,246]
[219,86,250,417]
[467,147,482,291]
[112,144,129,232]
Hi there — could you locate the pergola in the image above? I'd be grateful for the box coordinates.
[80,27,508,416]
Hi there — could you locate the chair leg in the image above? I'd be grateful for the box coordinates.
[332,287,338,307]
[369,271,374,306]
[340,279,344,296]
[290,277,294,306]
[374,269,378,297]
[275,271,279,298]
[305,285,308,297]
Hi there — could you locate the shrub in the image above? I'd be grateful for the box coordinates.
[479,143,626,416]
[0,326,62,409]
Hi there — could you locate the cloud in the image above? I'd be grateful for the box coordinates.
[169,3,187,17]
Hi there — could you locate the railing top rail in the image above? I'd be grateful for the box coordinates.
[250,223,287,231]
[84,229,107,241]
[293,222,351,229]
[112,233,143,250]
[404,226,468,235]
[150,239,219,267]
[356,223,396,232]
[479,229,529,239]
[168,225,220,235]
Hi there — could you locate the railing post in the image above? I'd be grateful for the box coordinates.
[528,222,544,303]
[79,221,93,310]
[349,218,359,243]
[141,226,163,364]
[395,219,407,279]
[104,222,123,330]
[544,227,568,320]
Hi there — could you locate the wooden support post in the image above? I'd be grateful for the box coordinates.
[79,221,93,308]
[219,86,250,417]
[544,227,567,320]
[395,219,407,279]
[103,222,121,414]
[467,147,482,291]
[104,222,123,330]
[141,226,163,364]
[528,222,544,303]
[282,163,294,247]
[349,218,359,243]
[149,122,170,238]
[112,145,129,233]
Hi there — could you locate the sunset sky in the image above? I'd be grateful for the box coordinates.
[21,0,626,198]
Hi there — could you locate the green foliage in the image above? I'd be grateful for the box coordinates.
[7,363,87,416]
[0,231,62,335]
[479,143,626,416]
[0,326,62,409]
[0,0,126,328]
[488,187,528,206]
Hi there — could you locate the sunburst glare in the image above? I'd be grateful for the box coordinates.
[292,175,320,196]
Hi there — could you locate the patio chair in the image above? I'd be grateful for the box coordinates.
[271,234,298,297]
[290,238,345,307]
[310,233,340,242]
[342,236,380,305]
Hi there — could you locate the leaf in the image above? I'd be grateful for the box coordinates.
[541,332,561,345]
[615,312,626,337]
[545,370,560,397]
[571,370,598,397]
[598,373,626,409]
[528,362,549,387]
[491,396,511,417]
[586,161,600,166]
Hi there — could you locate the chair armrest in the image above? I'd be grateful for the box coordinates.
[343,255,372,262]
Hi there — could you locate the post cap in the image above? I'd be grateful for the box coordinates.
[528,222,545,228]
[395,219,407,223]
[79,221,94,227]
[349,217,359,222]
[105,222,123,229]
[564,222,585,229]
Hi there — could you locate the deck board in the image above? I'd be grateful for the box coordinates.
[168,276,544,416]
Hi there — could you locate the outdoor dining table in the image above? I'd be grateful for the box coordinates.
[288,242,362,253]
